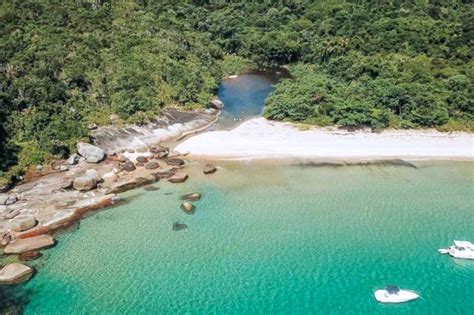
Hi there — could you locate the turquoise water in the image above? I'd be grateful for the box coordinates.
[217,72,281,129]
[8,161,474,314]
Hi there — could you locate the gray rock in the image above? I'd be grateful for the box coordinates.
[157,151,169,159]
[168,172,188,183]
[88,123,98,130]
[123,160,136,172]
[73,176,97,191]
[126,149,135,153]
[85,169,102,182]
[210,99,224,109]
[203,164,217,174]
[66,153,79,165]
[181,193,201,201]
[4,195,18,205]
[145,161,160,170]
[59,165,69,172]
[180,202,195,214]
[4,209,20,219]
[11,217,38,232]
[60,179,73,189]
[36,165,43,171]
[4,235,55,254]
[136,156,148,163]
[0,263,34,284]
[165,158,185,166]
[77,142,105,163]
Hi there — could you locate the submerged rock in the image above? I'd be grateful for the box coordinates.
[77,142,105,163]
[181,193,201,201]
[203,164,217,174]
[180,202,195,214]
[73,176,97,191]
[168,172,188,183]
[19,251,42,261]
[172,223,187,231]
[0,263,34,285]
[4,235,55,254]
[143,185,160,191]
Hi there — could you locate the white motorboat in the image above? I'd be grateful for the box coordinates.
[439,240,474,260]
[374,285,419,303]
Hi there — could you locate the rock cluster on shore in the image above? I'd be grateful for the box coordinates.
[0,105,222,284]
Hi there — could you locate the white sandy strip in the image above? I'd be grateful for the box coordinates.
[175,118,474,160]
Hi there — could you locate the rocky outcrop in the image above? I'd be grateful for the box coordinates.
[181,193,201,201]
[145,161,160,170]
[77,142,105,163]
[4,235,55,254]
[203,164,217,174]
[180,202,195,214]
[0,263,34,284]
[19,251,42,261]
[88,108,219,153]
[85,169,102,182]
[168,172,188,183]
[1,195,18,205]
[73,176,97,191]
[106,177,155,194]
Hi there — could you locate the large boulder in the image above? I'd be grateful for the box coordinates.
[203,164,217,174]
[168,172,188,183]
[85,169,102,182]
[165,158,185,166]
[4,235,55,254]
[73,176,97,191]
[11,217,38,232]
[77,142,105,163]
[210,99,224,109]
[0,263,34,284]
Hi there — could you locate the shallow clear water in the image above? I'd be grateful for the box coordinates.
[217,72,281,129]
[9,161,474,314]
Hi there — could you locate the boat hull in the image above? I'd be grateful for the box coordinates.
[374,290,419,303]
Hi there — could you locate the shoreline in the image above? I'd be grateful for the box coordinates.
[176,118,474,161]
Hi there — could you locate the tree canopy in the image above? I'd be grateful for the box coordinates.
[1,0,473,182]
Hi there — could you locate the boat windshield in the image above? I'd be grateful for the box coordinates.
[386,286,400,294]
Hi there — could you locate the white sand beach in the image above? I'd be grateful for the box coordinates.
[175,118,474,160]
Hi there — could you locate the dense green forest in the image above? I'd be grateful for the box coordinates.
[1,0,473,184]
